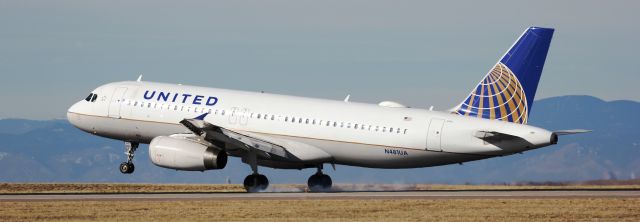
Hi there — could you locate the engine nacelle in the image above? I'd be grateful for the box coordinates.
[149,136,227,171]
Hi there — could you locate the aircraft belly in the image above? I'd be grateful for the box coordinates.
[264,134,491,169]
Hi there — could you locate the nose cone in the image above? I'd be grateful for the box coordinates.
[67,101,82,115]
[67,101,89,131]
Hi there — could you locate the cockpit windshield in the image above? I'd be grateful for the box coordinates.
[85,93,98,102]
[85,93,93,102]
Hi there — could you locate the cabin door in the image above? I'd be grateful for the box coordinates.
[108,87,128,118]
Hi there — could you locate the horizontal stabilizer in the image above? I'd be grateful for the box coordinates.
[553,129,592,136]
[474,130,521,141]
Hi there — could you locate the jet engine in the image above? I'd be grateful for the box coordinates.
[149,136,227,171]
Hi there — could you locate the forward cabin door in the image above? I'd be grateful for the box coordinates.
[426,118,445,151]
[108,87,128,118]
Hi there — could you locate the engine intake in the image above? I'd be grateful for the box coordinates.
[149,136,227,171]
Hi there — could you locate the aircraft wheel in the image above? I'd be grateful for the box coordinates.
[244,174,269,192]
[308,173,332,192]
[119,162,134,174]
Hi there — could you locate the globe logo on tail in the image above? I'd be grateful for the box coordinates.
[454,62,529,124]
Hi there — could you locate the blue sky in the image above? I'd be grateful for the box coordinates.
[1,0,638,119]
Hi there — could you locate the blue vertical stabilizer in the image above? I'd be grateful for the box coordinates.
[453,27,554,124]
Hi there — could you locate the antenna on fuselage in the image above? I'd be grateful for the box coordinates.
[344,94,351,102]
[136,74,143,82]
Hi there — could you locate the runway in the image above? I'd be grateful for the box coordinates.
[1,190,639,201]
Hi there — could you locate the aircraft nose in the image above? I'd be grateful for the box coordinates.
[67,101,85,129]
[67,101,81,114]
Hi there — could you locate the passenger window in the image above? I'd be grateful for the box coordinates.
[347,123,351,128]
[264,114,268,120]
[333,122,337,127]
[271,115,275,120]
[403,129,407,134]
[134,101,138,106]
[305,119,309,124]
[340,122,344,128]
[285,117,289,122]
[147,103,151,108]
[383,127,387,132]
[257,114,261,119]
[375,126,379,132]
[221,110,225,115]
[390,127,393,133]
[298,118,302,124]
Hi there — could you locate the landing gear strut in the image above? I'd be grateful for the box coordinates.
[243,150,269,192]
[119,141,138,174]
[307,165,332,192]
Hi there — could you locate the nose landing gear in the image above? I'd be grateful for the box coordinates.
[119,141,138,174]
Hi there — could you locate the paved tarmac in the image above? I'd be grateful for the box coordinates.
[1,190,639,201]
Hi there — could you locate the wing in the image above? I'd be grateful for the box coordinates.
[178,113,334,164]
[179,113,287,158]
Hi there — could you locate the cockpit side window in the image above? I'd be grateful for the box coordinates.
[91,94,98,102]
[85,93,94,102]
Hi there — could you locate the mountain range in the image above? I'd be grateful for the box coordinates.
[0,95,638,184]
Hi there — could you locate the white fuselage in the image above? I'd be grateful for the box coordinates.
[67,81,555,169]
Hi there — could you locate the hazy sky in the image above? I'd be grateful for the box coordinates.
[1,0,638,119]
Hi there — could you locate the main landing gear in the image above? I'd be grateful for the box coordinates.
[243,174,269,193]
[307,165,332,192]
[119,141,138,174]
[243,151,269,192]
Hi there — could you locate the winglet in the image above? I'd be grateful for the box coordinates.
[194,112,209,120]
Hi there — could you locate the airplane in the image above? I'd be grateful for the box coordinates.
[67,27,588,192]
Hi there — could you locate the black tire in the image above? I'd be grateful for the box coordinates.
[244,174,268,192]
[308,173,331,192]
[119,162,130,174]
[319,174,332,189]
[127,162,135,174]
[257,174,269,191]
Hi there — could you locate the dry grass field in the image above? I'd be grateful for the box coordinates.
[1,183,639,221]
[2,182,640,194]
[0,198,639,221]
